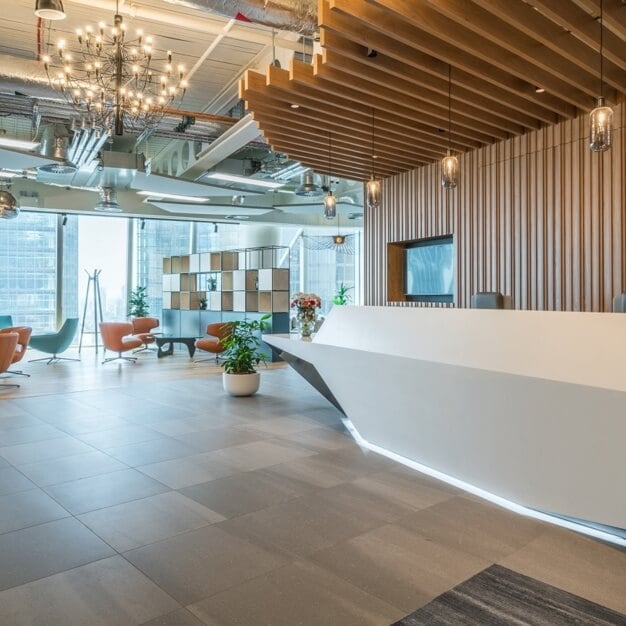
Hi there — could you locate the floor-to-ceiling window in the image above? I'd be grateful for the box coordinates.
[0,211,78,332]
[76,216,129,346]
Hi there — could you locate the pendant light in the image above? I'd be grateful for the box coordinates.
[323,131,337,220]
[0,188,20,220]
[34,0,66,20]
[441,64,459,190]
[589,0,612,153]
[366,108,382,211]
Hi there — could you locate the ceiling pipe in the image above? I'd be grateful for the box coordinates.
[161,0,317,35]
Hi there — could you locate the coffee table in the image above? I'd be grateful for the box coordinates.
[155,335,199,358]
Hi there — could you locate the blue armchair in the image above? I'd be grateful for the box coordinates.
[29,318,80,364]
[0,315,13,329]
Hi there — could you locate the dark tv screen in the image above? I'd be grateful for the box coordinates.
[405,236,454,301]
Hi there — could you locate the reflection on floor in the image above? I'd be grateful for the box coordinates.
[0,350,624,625]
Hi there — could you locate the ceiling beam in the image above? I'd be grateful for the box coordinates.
[324,0,576,118]
[468,0,625,93]
[320,42,542,131]
[364,0,602,107]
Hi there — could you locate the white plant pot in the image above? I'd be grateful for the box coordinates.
[222,371,260,397]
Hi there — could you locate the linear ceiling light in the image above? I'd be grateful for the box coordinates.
[137,191,209,202]
[0,138,41,151]
[204,172,285,189]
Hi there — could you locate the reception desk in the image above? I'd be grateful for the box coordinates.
[264,306,626,543]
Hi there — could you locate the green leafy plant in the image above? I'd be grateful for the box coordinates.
[198,297,207,310]
[128,286,149,317]
[221,314,271,374]
[332,282,353,305]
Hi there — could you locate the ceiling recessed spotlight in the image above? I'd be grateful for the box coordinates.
[289,103,300,109]
[372,155,379,160]
[535,86,545,94]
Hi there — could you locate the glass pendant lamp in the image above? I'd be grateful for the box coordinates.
[366,109,382,210]
[589,0,612,153]
[323,131,337,219]
[441,65,459,189]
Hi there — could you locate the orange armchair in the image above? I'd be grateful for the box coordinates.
[0,333,20,389]
[99,322,143,364]
[131,317,160,352]
[0,326,32,377]
[195,322,234,362]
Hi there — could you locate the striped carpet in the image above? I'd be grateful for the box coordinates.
[393,564,626,625]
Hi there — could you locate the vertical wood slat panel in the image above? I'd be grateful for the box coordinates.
[364,100,625,312]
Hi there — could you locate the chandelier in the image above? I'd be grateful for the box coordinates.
[42,0,188,135]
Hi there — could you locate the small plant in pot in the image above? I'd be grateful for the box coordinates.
[221,314,270,397]
[129,286,149,317]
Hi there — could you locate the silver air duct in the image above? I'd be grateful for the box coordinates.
[37,124,77,174]
[295,172,322,196]
[0,54,59,100]
[163,0,317,35]
[94,186,122,212]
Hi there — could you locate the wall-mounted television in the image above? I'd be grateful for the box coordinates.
[405,235,454,303]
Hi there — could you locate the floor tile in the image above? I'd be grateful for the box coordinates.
[179,468,317,519]
[18,450,128,487]
[277,426,354,452]
[173,426,267,453]
[138,452,237,489]
[236,415,318,437]
[78,491,225,551]
[311,523,491,612]
[150,414,249,437]
[105,437,197,466]
[0,436,96,466]
[396,495,545,561]
[0,466,35,496]
[207,438,316,472]
[76,423,164,448]
[0,423,66,446]
[0,517,114,591]
[0,488,70,534]
[0,556,179,625]
[55,415,135,436]
[218,484,403,559]
[188,559,403,626]
[0,414,46,431]
[499,527,626,614]
[124,525,288,605]
[141,608,206,626]
[45,468,169,514]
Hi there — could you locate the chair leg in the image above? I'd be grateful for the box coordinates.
[0,381,20,388]
[7,370,30,377]
[29,355,81,364]
[102,353,137,364]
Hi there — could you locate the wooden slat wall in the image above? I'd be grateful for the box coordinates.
[365,100,625,311]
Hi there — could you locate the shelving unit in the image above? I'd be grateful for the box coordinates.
[161,246,290,359]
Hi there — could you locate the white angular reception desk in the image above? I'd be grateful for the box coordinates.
[264,306,626,543]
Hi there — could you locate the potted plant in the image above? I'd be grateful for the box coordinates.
[221,314,270,396]
[129,286,149,317]
[198,297,207,310]
[332,283,353,306]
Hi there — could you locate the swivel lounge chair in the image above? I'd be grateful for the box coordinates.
[29,318,80,364]
[0,326,32,377]
[0,333,20,389]
[131,317,160,353]
[0,315,13,329]
[195,322,234,363]
[99,322,143,364]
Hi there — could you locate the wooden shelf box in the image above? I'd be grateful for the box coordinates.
[246,291,259,312]
[221,271,233,291]
[258,291,272,313]
[163,257,172,274]
[258,268,289,291]
[221,251,238,271]
[221,292,233,311]
[210,253,222,271]
[245,270,258,290]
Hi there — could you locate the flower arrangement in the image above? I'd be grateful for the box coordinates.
[290,292,322,337]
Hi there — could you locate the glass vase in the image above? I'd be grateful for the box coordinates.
[297,308,317,338]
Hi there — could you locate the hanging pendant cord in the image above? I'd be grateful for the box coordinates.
[328,131,332,182]
[599,0,604,99]
[371,108,375,179]
[448,64,452,153]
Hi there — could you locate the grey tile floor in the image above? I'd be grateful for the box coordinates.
[0,366,625,625]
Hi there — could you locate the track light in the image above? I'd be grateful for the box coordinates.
[140,218,145,230]
[62,213,68,226]
[213,222,218,233]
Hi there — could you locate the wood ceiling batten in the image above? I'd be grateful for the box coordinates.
[239,0,625,182]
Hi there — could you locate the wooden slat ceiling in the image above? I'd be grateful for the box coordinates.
[240,0,626,181]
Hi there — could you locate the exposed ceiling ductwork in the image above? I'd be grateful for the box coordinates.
[163,0,317,35]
